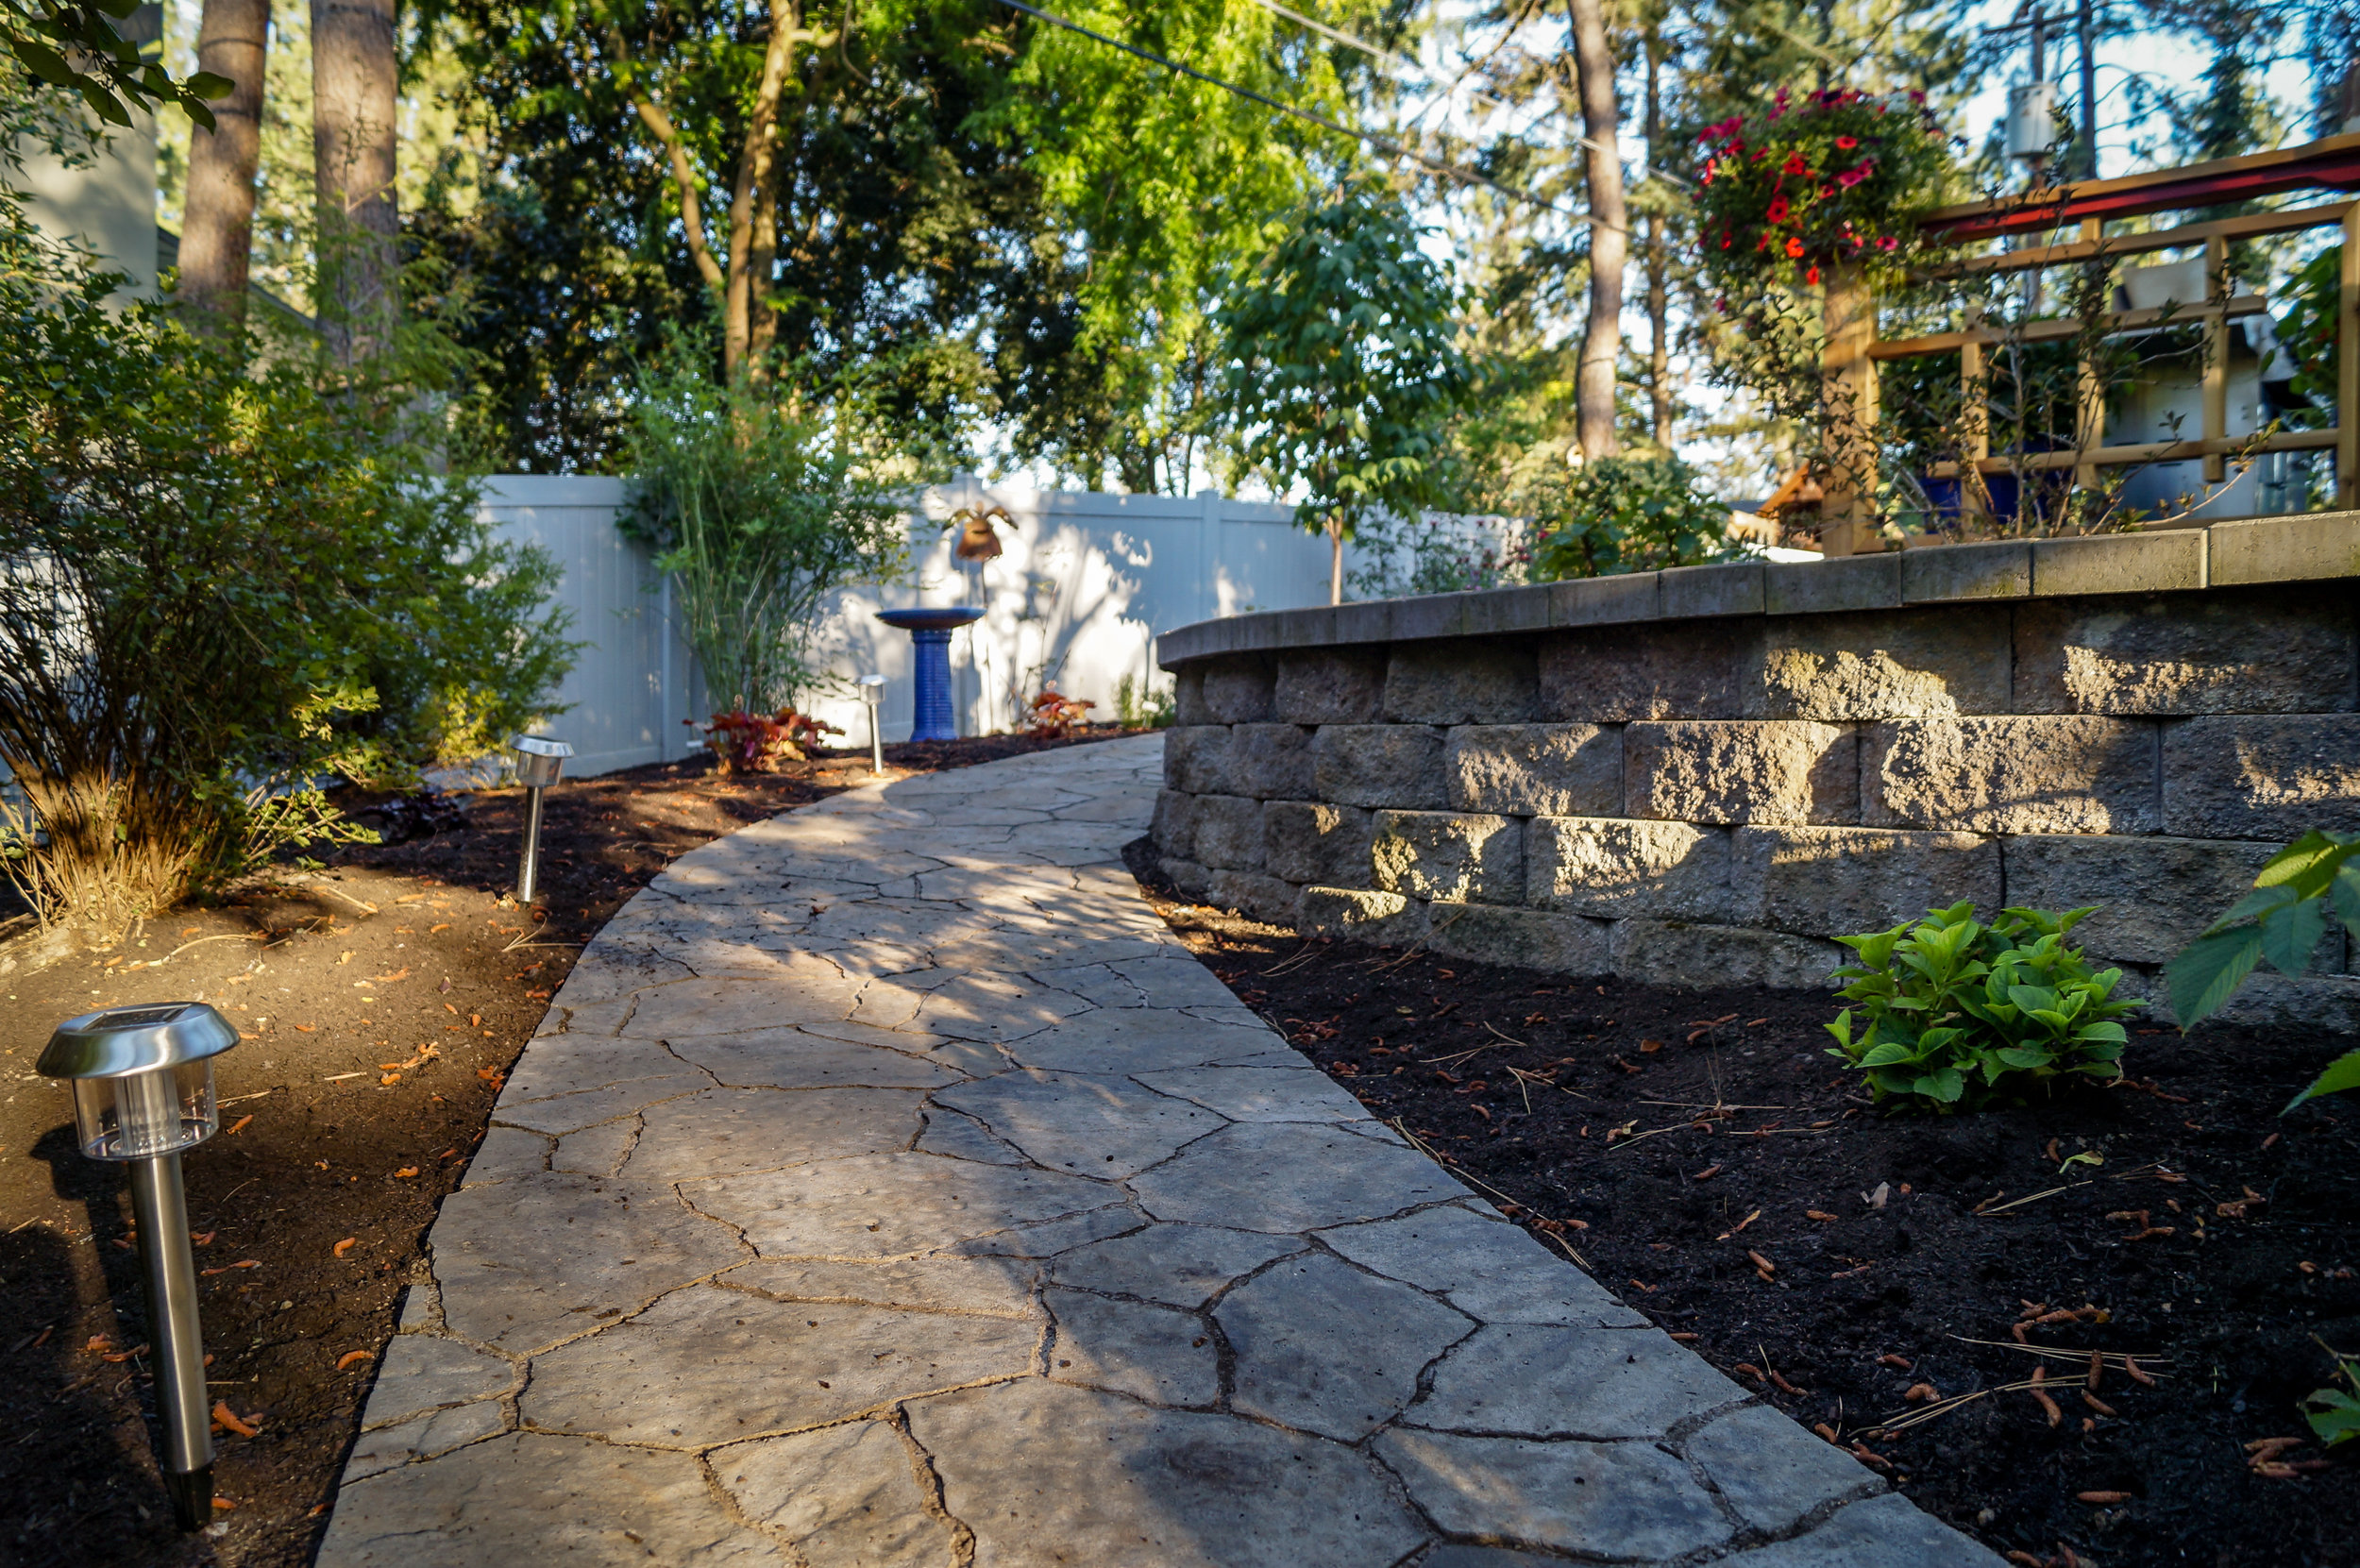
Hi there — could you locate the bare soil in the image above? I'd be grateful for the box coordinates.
[0,729,1137,1568]
[1127,843,2360,1568]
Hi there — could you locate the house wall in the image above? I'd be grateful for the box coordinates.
[1149,515,2360,1029]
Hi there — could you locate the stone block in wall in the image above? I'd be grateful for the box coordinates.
[1900,539,2031,602]
[1265,801,1375,887]
[2209,511,2360,585]
[1152,790,1197,860]
[2013,589,2357,716]
[2002,834,2294,968]
[1274,648,1387,724]
[1160,857,1212,901]
[1424,902,1611,976]
[1299,886,1431,947]
[2029,531,2207,597]
[1660,561,1765,619]
[2162,715,2360,839]
[1539,622,1750,721]
[1863,717,2159,835]
[1174,665,1209,726]
[1230,723,1315,800]
[1205,869,1302,928]
[1199,655,1275,722]
[1764,552,1902,616]
[1731,826,1998,938]
[1191,795,1268,873]
[1312,725,1447,808]
[1527,818,1734,920]
[1751,607,2012,720]
[1609,919,1848,990]
[1626,721,1858,826]
[1372,811,1524,904]
[1163,726,1237,796]
[1382,640,1540,724]
[1446,724,1622,816]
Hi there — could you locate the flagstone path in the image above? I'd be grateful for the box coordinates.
[315,733,2003,1567]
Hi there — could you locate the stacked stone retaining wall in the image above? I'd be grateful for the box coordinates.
[1151,516,2360,1028]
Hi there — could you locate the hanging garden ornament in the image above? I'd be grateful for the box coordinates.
[948,504,1011,562]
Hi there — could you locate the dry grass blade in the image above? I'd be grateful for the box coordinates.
[1978,1180,2094,1214]
[1948,1335,2173,1368]
[1259,940,1325,977]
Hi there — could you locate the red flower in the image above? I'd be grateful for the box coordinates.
[1766,195,1790,223]
[1785,236,1806,258]
[1877,235,1899,252]
[1783,151,1810,176]
[1806,264,1822,285]
[1836,135,1858,149]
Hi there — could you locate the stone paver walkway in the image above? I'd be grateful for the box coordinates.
[318,734,2003,1567]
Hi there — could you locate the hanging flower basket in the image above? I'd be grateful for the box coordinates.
[1691,87,1957,288]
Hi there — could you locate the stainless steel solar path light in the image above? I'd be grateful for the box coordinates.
[857,673,886,775]
[38,1001,240,1530]
[509,734,573,906]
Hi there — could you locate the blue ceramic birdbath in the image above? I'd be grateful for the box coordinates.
[874,606,984,742]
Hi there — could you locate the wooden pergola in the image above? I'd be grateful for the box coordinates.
[1812,131,2360,556]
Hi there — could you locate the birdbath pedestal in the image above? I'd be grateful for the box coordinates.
[874,606,984,742]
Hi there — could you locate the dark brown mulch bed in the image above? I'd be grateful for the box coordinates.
[1126,845,2360,1568]
[0,728,1137,1568]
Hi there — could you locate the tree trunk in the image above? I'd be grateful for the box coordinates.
[1568,0,1626,459]
[1643,24,1671,446]
[1327,515,1343,605]
[312,0,398,363]
[179,0,269,333]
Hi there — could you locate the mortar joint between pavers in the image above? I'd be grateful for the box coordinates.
[885,1400,982,1568]
[691,1446,818,1568]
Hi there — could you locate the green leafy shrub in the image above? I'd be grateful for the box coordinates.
[619,349,910,713]
[1113,675,1173,730]
[1825,902,2138,1111]
[2165,829,2360,1112]
[2306,1356,2360,1449]
[1523,454,1740,581]
[0,214,574,936]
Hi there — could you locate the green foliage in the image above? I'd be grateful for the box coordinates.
[2274,244,2340,422]
[1692,86,1956,289]
[1216,186,1469,543]
[3,0,228,127]
[2164,829,2360,1110]
[1825,902,2138,1111]
[1112,674,1173,730]
[2304,1356,2360,1449]
[618,346,910,714]
[1523,454,1739,580]
[0,224,574,936]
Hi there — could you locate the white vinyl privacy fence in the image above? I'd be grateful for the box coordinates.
[481,474,1360,776]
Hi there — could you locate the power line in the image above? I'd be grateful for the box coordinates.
[986,0,1578,222]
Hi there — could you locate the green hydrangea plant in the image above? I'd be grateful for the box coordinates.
[1826,902,2139,1111]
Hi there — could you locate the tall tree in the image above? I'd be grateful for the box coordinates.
[1217,187,1468,604]
[312,0,397,360]
[1641,13,1672,446]
[178,0,269,329]
[1568,0,1626,459]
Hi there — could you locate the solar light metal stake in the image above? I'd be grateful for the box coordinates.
[509,735,574,906]
[38,1002,240,1530]
[857,673,886,774]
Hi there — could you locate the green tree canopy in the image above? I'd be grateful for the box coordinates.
[1216,184,1469,603]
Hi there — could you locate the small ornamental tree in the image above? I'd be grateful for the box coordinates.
[1217,188,1468,605]
[1691,86,1953,290]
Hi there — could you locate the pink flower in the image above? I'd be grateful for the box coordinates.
[1836,167,1865,189]
[1877,235,1899,251]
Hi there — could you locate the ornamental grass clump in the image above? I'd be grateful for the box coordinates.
[1826,902,2139,1112]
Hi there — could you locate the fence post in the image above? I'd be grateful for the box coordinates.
[1820,262,1880,557]
[2341,205,2359,510]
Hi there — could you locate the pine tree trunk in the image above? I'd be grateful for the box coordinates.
[1568,0,1625,460]
[179,0,269,333]
[1327,516,1343,606]
[1643,23,1672,446]
[312,0,398,363]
